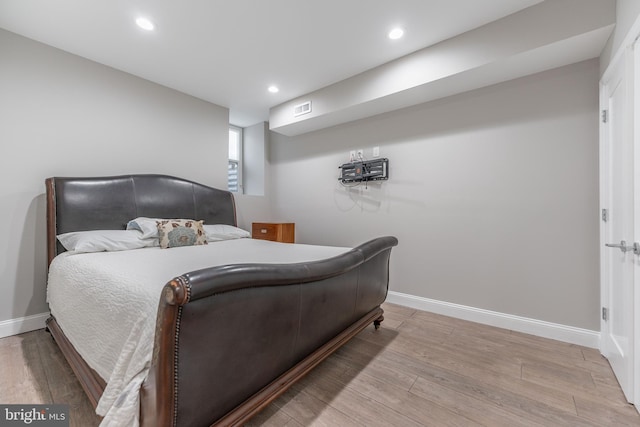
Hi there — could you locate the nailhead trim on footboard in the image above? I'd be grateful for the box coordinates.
[173,277,191,427]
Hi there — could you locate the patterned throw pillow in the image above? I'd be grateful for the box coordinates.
[156,219,207,249]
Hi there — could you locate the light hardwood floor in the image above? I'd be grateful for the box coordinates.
[1,303,639,426]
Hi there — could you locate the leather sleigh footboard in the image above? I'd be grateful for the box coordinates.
[141,236,397,427]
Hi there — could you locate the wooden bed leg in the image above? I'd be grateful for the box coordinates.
[373,315,384,330]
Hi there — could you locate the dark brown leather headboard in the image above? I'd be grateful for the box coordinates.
[46,174,237,265]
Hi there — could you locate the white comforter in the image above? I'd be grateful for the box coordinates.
[47,239,349,426]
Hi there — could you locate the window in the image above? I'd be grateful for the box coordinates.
[228,126,243,193]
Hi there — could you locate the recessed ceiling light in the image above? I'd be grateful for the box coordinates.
[136,17,155,31]
[268,85,279,93]
[388,28,404,40]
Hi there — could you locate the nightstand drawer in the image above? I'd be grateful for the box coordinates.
[252,222,295,243]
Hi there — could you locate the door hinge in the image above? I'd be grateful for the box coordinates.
[602,208,608,222]
[602,307,608,321]
[602,109,608,123]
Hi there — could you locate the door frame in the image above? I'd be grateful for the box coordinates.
[634,34,640,407]
[599,15,640,410]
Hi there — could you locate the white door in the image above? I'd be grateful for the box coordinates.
[600,44,635,403]
[633,38,640,408]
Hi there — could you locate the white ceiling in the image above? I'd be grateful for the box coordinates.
[0,0,544,126]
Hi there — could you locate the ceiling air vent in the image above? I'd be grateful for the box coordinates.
[293,101,312,117]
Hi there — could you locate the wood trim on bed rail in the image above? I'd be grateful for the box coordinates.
[46,317,106,408]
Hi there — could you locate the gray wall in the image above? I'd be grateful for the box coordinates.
[270,59,600,330]
[243,122,267,196]
[0,29,229,323]
[234,122,273,232]
[600,0,640,73]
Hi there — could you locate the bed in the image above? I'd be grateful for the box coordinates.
[44,174,397,426]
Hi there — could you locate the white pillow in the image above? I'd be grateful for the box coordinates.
[126,217,162,238]
[128,218,250,241]
[57,230,158,253]
[203,224,251,241]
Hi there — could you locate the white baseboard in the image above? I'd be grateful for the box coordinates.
[0,312,50,339]
[1,297,600,347]
[386,291,600,349]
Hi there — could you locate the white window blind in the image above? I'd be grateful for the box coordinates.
[228,126,242,193]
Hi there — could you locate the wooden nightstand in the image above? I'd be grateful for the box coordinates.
[252,222,295,243]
